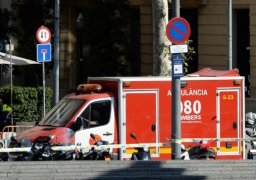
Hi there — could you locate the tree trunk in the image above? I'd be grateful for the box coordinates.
[152,0,171,76]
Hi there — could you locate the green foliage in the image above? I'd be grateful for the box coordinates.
[0,85,53,122]
[11,0,55,84]
[36,86,53,118]
[0,8,13,40]
[82,0,132,77]
[182,40,195,74]
[0,8,14,75]
[165,0,195,74]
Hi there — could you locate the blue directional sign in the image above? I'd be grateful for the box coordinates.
[166,17,191,45]
[172,54,184,78]
[37,44,51,62]
[0,41,6,53]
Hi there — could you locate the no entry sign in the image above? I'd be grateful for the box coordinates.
[166,17,191,44]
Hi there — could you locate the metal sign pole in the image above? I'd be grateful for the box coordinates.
[54,0,60,105]
[36,25,52,118]
[43,61,45,117]
[166,3,190,160]
[171,0,181,160]
[9,39,13,125]
[36,44,51,118]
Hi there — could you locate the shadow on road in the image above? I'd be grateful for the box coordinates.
[88,160,207,180]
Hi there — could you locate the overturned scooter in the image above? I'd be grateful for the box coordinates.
[245,130,256,159]
[130,133,151,160]
[75,133,113,161]
[166,138,216,160]
[10,128,76,161]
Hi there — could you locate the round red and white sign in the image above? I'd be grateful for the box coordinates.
[36,26,52,44]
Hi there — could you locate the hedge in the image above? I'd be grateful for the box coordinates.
[0,85,53,122]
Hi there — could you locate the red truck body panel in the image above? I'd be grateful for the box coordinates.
[88,68,245,160]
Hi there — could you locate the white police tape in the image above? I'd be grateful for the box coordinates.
[0,137,255,153]
[0,147,31,153]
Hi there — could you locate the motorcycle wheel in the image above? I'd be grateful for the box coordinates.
[198,156,215,160]
[189,154,198,160]
[0,152,9,161]
[131,153,136,160]
[82,154,93,160]
[187,146,199,157]
[16,156,26,161]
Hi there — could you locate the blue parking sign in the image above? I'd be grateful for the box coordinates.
[37,44,51,62]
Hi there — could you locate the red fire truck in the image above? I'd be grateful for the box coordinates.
[11,68,245,160]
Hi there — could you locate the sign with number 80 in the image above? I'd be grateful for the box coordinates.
[180,100,201,114]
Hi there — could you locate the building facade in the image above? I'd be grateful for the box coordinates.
[1,0,255,110]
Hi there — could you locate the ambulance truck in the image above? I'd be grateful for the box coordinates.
[10,68,245,160]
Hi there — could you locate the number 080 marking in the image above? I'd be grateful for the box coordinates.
[180,100,201,114]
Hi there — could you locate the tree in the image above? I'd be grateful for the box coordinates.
[11,0,55,86]
[0,8,12,41]
[152,0,171,76]
[152,0,195,76]
[82,0,132,77]
[0,8,14,75]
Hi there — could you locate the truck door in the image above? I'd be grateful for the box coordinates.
[122,90,159,159]
[216,88,240,155]
[75,98,115,148]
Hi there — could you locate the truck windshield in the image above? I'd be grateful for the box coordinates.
[38,98,85,127]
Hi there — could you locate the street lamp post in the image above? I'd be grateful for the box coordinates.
[76,13,85,84]
[9,38,13,126]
